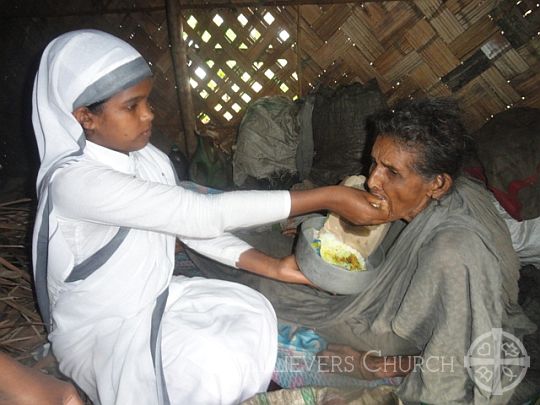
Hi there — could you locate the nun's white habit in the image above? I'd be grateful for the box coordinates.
[32,29,288,405]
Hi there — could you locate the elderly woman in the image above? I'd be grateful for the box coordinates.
[186,98,536,404]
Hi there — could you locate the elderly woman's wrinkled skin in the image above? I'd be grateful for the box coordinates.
[367,135,452,223]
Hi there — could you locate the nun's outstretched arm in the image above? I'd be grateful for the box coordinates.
[290,185,391,226]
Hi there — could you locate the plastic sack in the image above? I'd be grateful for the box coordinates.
[233,96,301,189]
[310,80,387,185]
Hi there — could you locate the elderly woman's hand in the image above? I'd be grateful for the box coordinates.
[317,344,414,380]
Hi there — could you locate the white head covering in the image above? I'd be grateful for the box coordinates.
[31,29,152,328]
[32,29,152,192]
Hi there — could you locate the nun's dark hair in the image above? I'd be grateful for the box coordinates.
[85,98,109,114]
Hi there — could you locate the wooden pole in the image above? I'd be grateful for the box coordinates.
[165,0,198,158]
[296,5,303,98]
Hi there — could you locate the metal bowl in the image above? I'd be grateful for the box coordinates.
[295,216,382,295]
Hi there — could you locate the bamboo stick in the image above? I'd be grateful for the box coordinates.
[166,0,198,158]
[0,198,32,208]
[0,323,44,330]
[0,336,39,345]
[0,257,31,282]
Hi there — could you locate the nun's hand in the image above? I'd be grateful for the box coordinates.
[332,187,391,226]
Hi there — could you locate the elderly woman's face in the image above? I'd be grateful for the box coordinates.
[367,135,439,222]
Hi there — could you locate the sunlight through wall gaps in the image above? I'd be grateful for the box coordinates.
[187,16,197,29]
[195,67,206,79]
[263,12,275,25]
[251,81,262,92]
[237,14,249,26]
[213,14,224,26]
[225,29,237,42]
[201,31,211,43]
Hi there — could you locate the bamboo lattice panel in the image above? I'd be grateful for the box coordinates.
[180,7,303,129]
[3,0,540,149]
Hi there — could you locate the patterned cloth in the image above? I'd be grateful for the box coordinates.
[242,385,400,405]
[273,323,401,390]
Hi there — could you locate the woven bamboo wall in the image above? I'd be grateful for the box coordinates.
[2,0,540,168]
[178,0,540,134]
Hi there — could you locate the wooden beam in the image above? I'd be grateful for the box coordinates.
[175,0,393,8]
[1,1,396,18]
[0,6,165,19]
[166,0,198,158]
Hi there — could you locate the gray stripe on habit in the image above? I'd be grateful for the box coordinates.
[151,289,171,405]
[64,227,130,282]
[34,135,86,331]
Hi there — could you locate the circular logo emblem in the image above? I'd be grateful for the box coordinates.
[464,328,530,395]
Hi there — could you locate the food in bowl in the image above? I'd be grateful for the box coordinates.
[295,216,380,295]
[322,175,390,258]
[312,229,366,271]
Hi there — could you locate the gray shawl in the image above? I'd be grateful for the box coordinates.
[258,177,535,404]
[186,177,535,403]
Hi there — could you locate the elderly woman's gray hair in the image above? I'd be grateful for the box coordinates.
[367,98,473,180]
